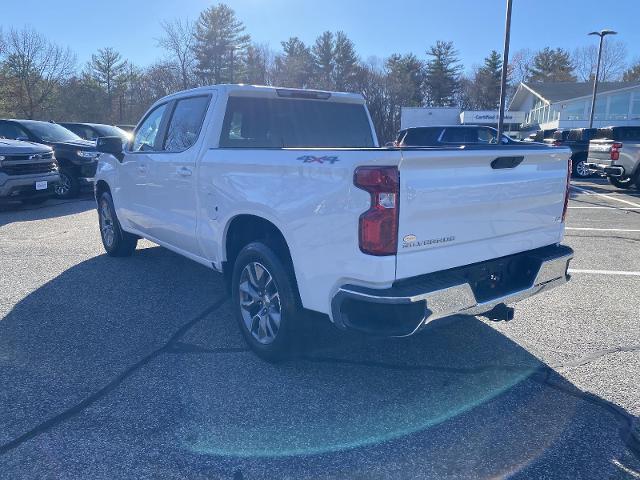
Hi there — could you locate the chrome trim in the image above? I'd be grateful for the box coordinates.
[333,250,573,335]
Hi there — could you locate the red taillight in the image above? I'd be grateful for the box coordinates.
[354,166,399,256]
[611,142,623,161]
[552,140,562,147]
[562,158,571,222]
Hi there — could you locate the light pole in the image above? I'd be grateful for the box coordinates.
[496,0,513,141]
[588,29,617,128]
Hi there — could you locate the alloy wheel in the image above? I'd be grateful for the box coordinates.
[100,199,115,248]
[575,160,590,178]
[55,173,71,196]
[238,261,281,345]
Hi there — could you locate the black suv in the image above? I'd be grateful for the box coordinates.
[0,119,99,198]
[396,125,517,147]
[59,122,130,142]
[551,128,597,178]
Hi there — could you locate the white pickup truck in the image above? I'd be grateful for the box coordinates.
[94,84,573,360]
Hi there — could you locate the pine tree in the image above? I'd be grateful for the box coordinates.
[87,47,127,122]
[192,4,250,84]
[528,47,576,82]
[273,37,314,88]
[424,40,462,106]
[333,31,358,91]
[312,31,334,89]
[474,50,502,109]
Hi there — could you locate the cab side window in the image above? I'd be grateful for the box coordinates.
[131,104,168,152]
[163,96,210,152]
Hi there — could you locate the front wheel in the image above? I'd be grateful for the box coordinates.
[98,191,138,257]
[608,176,634,189]
[54,170,80,198]
[231,242,302,362]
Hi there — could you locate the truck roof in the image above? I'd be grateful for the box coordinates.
[157,84,366,105]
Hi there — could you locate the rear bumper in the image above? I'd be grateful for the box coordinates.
[584,162,625,177]
[331,244,573,336]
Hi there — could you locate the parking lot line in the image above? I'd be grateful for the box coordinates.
[568,268,640,277]
[565,227,640,232]
[568,206,640,210]
[570,185,640,208]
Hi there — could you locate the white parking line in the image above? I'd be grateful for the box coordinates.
[569,268,640,277]
[566,227,640,232]
[571,185,640,208]
[568,206,640,210]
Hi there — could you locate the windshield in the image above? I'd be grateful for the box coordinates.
[21,121,83,143]
[92,124,130,140]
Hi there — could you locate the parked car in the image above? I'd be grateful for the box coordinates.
[0,119,99,198]
[59,122,131,142]
[586,126,640,189]
[116,124,135,134]
[0,139,59,205]
[94,84,573,361]
[550,128,597,178]
[395,125,517,147]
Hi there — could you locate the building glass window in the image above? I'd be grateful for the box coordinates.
[631,93,640,117]
[593,96,607,121]
[564,101,586,120]
[607,92,630,120]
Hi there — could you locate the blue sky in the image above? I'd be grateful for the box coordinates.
[2,0,639,71]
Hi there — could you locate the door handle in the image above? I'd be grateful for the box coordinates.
[491,156,524,169]
[177,166,193,177]
[137,164,147,174]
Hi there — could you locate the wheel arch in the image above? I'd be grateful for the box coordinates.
[222,214,300,302]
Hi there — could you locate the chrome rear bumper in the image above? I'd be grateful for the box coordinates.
[331,245,573,337]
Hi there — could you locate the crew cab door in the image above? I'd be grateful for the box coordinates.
[143,94,213,256]
[118,102,171,233]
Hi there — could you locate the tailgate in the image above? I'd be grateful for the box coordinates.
[395,147,569,280]
[588,140,613,163]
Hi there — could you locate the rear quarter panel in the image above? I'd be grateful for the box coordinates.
[197,148,402,315]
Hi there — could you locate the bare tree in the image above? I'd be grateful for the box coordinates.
[573,40,627,82]
[2,27,75,118]
[508,48,533,85]
[157,18,196,89]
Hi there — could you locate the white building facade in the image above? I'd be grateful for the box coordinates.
[509,81,640,131]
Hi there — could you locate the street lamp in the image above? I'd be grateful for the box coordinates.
[588,29,617,128]
[496,0,513,141]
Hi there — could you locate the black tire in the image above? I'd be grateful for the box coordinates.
[98,191,138,257]
[608,176,634,189]
[21,197,49,205]
[571,157,591,178]
[231,242,302,362]
[54,169,81,199]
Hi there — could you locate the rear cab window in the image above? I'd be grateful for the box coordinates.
[219,96,374,148]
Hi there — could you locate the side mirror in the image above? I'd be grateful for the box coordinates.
[96,136,124,161]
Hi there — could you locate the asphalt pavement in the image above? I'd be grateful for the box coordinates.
[0,178,639,479]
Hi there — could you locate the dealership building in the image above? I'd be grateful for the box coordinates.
[508,81,640,131]
[400,81,640,137]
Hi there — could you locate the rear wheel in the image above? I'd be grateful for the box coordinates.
[572,158,591,178]
[98,191,138,256]
[231,242,302,362]
[608,176,634,189]
[54,170,80,198]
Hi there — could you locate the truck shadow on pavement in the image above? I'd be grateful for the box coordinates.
[1,245,638,479]
[0,195,95,227]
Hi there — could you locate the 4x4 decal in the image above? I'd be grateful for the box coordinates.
[296,155,339,164]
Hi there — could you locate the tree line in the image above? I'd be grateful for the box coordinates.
[1,3,639,142]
